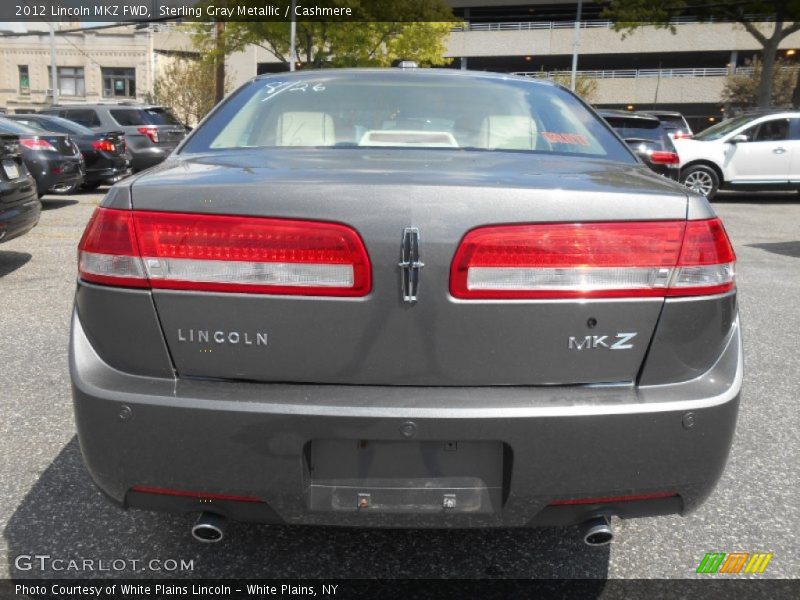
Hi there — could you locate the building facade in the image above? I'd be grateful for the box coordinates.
[0,24,195,112]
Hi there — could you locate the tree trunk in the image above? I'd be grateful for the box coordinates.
[757,24,783,108]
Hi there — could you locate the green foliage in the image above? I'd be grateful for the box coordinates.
[153,58,228,126]
[549,73,599,103]
[722,57,800,108]
[193,0,456,68]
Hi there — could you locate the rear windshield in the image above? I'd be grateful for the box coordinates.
[654,115,689,131]
[183,73,633,161]
[26,117,92,135]
[605,118,665,143]
[0,118,38,135]
[111,107,181,126]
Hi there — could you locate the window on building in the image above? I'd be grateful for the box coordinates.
[47,66,86,97]
[18,66,30,95]
[102,68,136,98]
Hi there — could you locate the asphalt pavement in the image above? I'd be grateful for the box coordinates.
[1,189,798,579]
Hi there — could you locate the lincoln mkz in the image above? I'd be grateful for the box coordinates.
[70,69,741,545]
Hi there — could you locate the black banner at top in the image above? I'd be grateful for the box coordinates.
[4,0,461,22]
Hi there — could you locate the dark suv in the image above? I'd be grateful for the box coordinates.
[39,104,186,172]
[598,110,681,180]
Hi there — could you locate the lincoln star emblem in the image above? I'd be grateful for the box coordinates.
[399,227,424,304]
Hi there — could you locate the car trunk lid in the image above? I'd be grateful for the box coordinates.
[127,149,689,386]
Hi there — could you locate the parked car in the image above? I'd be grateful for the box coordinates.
[639,110,694,139]
[39,104,186,172]
[674,110,800,199]
[0,117,84,197]
[0,134,40,243]
[6,114,132,191]
[598,110,681,180]
[71,69,740,545]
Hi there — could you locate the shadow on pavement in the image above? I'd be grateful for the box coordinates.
[40,199,80,210]
[712,191,800,204]
[4,438,610,580]
[748,241,800,258]
[0,251,32,277]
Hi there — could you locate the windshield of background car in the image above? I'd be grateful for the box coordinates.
[38,117,93,135]
[693,115,752,140]
[183,73,634,161]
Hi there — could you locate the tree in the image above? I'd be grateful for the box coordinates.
[722,56,799,109]
[193,0,455,69]
[153,57,228,126]
[550,72,599,103]
[603,0,800,108]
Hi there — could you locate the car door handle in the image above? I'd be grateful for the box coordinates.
[773,147,787,154]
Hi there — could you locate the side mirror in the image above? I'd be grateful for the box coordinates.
[730,134,749,144]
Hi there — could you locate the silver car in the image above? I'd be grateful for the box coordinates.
[70,69,741,545]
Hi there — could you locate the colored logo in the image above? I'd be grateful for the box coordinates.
[696,552,773,574]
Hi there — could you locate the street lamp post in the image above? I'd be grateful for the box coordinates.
[570,0,583,92]
[290,0,297,71]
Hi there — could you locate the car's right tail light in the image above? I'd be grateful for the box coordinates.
[78,208,371,296]
[19,137,56,151]
[450,218,735,299]
[137,126,159,144]
[649,151,680,165]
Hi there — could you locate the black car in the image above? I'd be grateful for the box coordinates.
[6,114,131,191]
[0,117,84,197]
[39,104,186,172]
[598,110,681,180]
[0,134,40,243]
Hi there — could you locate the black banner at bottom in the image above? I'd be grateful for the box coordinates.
[3,579,799,600]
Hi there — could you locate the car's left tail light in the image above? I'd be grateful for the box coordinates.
[78,208,371,296]
[450,218,735,299]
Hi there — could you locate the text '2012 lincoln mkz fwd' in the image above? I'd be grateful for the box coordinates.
[70,69,740,545]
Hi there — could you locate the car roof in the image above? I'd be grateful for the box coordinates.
[40,103,166,111]
[639,110,685,117]
[597,109,661,123]
[251,67,557,87]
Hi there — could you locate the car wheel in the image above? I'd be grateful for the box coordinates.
[82,181,102,191]
[681,165,719,199]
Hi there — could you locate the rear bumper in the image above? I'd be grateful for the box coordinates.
[129,146,175,172]
[70,309,742,528]
[0,194,40,243]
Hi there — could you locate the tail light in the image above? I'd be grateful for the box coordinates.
[649,151,680,165]
[137,126,159,144]
[91,139,116,152]
[19,137,56,151]
[672,131,693,139]
[450,218,735,299]
[78,208,371,296]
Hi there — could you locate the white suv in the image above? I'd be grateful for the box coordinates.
[674,111,800,198]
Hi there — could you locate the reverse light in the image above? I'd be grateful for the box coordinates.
[450,218,735,299]
[78,208,371,296]
[137,126,159,144]
[19,137,56,151]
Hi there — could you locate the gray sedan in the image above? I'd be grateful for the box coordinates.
[69,68,741,546]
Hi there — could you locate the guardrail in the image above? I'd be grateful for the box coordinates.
[511,66,797,79]
[453,15,764,32]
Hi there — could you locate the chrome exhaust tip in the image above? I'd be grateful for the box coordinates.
[580,516,614,546]
[191,512,226,543]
